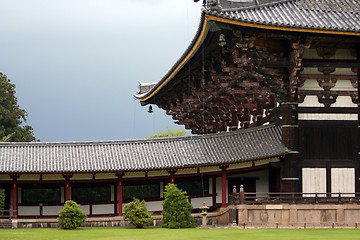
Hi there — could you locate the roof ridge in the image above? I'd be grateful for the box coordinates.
[217,0,292,12]
[0,124,279,147]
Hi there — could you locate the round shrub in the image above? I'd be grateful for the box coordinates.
[162,183,195,228]
[124,198,153,228]
[58,200,87,229]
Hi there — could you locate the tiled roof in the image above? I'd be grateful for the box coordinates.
[0,125,288,174]
[206,0,360,33]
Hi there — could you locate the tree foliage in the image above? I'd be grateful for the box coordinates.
[147,127,187,139]
[124,198,153,228]
[58,200,87,230]
[162,183,195,229]
[0,72,36,142]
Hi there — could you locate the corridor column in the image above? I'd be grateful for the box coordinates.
[220,165,228,208]
[116,172,125,216]
[63,174,72,201]
[10,174,19,218]
[168,170,177,184]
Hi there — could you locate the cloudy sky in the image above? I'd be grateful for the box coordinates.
[0,0,203,142]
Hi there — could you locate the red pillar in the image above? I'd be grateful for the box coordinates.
[12,181,17,218]
[63,174,72,201]
[65,181,70,201]
[118,178,123,216]
[168,170,177,184]
[221,169,227,208]
[170,173,175,184]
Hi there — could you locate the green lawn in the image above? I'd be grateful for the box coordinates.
[0,228,359,240]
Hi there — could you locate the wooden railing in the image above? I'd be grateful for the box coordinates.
[0,210,16,220]
[229,192,360,205]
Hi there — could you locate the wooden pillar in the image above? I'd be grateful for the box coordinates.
[220,165,228,208]
[168,170,177,184]
[63,174,72,202]
[10,174,19,218]
[279,42,303,193]
[116,172,125,216]
[357,46,360,193]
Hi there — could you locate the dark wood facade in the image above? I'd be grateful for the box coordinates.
[137,12,360,194]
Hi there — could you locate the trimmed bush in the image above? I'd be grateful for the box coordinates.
[124,198,153,228]
[58,200,87,229]
[162,183,195,229]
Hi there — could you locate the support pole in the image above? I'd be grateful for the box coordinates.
[65,181,70,201]
[118,176,123,216]
[12,180,17,218]
[168,170,177,184]
[220,165,228,208]
[63,174,72,202]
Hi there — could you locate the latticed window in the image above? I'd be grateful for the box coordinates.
[71,186,111,203]
[123,183,160,200]
[22,188,61,203]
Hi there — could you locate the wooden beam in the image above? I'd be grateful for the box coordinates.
[298,107,358,114]
[302,59,360,68]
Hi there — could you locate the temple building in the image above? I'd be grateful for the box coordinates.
[0,0,360,225]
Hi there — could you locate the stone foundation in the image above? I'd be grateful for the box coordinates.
[236,204,360,228]
[11,204,360,228]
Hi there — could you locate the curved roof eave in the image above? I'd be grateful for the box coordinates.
[134,12,210,103]
[136,10,360,104]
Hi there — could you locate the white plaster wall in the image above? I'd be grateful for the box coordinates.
[331,168,355,197]
[79,205,90,215]
[331,96,357,107]
[299,113,357,121]
[18,206,39,216]
[177,169,197,175]
[0,175,11,180]
[96,173,117,179]
[123,172,145,178]
[227,162,253,170]
[302,168,326,197]
[299,95,324,107]
[147,171,169,177]
[43,206,63,216]
[191,196,213,208]
[72,174,93,180]
[229,169,269,198]
[42,174,63,181]
[92,204,114,215]
[18,175,40,181]
[144,201,163,212]
[202,166,220,172]
[332,80,357,91]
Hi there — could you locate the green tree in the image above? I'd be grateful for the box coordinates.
[162,183,195,229]
[147,127,187,139]
[124,198,153,228]
[57,200,87,230]
[0,72,36,142]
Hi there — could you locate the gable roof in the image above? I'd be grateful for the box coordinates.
[0,125,288,174]
[135,0,360,103]
[207,0,360,33]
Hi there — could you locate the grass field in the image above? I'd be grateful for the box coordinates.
[0,227,359,240]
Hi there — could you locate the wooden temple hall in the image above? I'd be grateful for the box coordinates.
[0,0,360,223]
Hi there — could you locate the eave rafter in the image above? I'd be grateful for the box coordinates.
[154,29,296,134]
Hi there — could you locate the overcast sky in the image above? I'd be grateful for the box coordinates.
[0,0,203,142]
